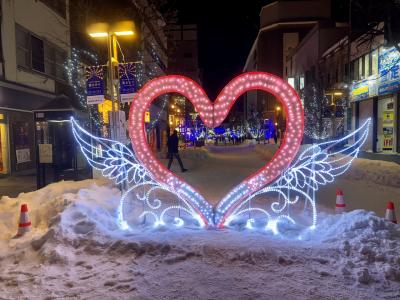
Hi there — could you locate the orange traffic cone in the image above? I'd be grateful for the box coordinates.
[335,189,346,213]
[385,201,397,224]
[16,204,31,237]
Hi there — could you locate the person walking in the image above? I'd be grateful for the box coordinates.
[167,130,188,172]
[273,129,278,144]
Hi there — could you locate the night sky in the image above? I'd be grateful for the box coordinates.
[172,0,272,98]
[170,0,349,98]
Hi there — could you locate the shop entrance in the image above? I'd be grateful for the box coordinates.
[34,108,92,189]
[377,96,396,153]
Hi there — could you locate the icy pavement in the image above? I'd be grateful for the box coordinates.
[0,178,399,299]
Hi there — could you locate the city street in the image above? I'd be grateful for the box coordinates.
[1,0,400,299]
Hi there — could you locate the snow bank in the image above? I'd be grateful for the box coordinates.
[308,210,400,285]
[0,179,114,241]
[0,180,399,298]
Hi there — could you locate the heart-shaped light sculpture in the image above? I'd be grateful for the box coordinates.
[129,72,304,227]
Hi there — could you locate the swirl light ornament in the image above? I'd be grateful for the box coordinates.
[72,72,371,234]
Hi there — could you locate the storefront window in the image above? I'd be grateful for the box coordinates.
[299,76,305,90]
[358,56,363,78]
[371,49,378,75]
[364,53,370,77]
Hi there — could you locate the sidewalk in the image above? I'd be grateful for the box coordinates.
[0,174,37,198]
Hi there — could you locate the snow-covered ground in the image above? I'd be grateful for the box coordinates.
[0,146,400,299]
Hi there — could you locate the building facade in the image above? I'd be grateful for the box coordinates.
[131,0,169,151]
[285,21,348,141]
[288,19,400,155]
[167,24,201,83]
[166,24,201,134]
[347,30,400,154]
[243,0,331,122]
[0,0,70,175]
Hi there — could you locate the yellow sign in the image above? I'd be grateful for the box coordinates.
[169,114,174,125]
[383,110,394,124]
[98,100,118,124]
[145,111,150,123]
[352,85,368,97]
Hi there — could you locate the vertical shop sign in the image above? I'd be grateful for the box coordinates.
[145,111,150,123]
[382,110,394,151]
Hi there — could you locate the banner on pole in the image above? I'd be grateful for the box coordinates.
[119,63,138,103]
[85,66,105,105]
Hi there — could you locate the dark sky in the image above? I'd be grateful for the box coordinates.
[169,0,348,98]
[172,0,272,98]
[84,0,348,98]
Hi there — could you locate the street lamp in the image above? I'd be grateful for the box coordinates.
[87,21,135,140]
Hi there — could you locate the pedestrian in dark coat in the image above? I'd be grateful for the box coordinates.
[167,130,187,172]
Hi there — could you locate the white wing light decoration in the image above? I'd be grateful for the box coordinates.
[71,118,211,230]
[72,117,370,234]
[220,118,371,232]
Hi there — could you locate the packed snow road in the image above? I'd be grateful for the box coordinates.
[166,144,400,217]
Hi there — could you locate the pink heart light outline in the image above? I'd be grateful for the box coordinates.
[129,72,304,227]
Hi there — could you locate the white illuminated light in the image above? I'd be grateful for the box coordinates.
[71,118,210,229]
[129,73,304,228]
[72,71,371,234]
[222,119,371,233]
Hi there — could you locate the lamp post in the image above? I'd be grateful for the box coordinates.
[87,21,135,141]
[275,104,281,128]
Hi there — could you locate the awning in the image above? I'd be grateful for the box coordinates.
[0,81,53,111]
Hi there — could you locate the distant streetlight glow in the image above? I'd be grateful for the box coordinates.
[276,106,281,111]
[115,30,135,36]
[89,32,108,38]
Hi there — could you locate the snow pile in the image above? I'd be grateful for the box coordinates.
[0,180,399,298]
[0,179,113,241]
[308,210,400,285]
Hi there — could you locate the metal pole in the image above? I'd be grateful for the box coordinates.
[107,33,116,140]
[347,0,352,129]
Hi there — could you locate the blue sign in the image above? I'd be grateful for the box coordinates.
[378,47,400,95]
[119,63,138,103]
[85,66,104,105]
